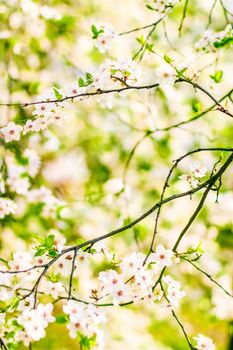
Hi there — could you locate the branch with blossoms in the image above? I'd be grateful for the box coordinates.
[0,1,233,350]
[0,147,232,350]
[0,75,232,144]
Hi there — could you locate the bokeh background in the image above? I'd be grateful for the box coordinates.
[0,0,233,349]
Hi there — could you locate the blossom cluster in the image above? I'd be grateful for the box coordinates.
[163,275,186,307]
[179,161,207,188]
[195,24,233,52]
[0,228,216,350]
[0,58,141,143]
[16,303,55,345]
[96,245,184,306]
[0,150,66,220]
[63,301,106,348]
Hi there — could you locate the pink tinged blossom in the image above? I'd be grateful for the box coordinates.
[23,119,40,134]
[191,161,207,178]
[93,23,116,54]
[111,283,132,306]
[42,280,65,298]
[163,275,186,307]
[0,122,23,142]
[54,254,72,277]
[37,303,55,326]
[194,334,215,350]
[148,244,173,268]
[119,251,146,276]
[0,198,17,218]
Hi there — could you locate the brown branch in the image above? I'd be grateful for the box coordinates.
[0,83,159,108]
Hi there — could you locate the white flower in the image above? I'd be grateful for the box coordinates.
[75,250,90,270]
[36,116,50,131]
[156,64,176,86]
[9,177,30,195]
[133,268,154,289]
[63,300,86,324]
[42,280,65,298]
[191,161,207,178]
[8,252,33,271]
[98,270,124,293]
[167,285,186,307]
[163,275,186,307]
[23,119,40,134]
[0,198,17,218]
[119,251,145,276]
[93,23,116,53]
[37,303,55,326]
[85,304,106,325]
[0,122,23,142]
[67,320,83,338]
[66,82,79,96]
[179,174,199,188]
[194,334,215,350]
[54,253,72,277]
[17,309,46,341]
[15,330,31,347]
[111,283,132,305]
[148,244,173,268]
[48,113,66,126]
[179,161,207,188]
[92,64,111,90]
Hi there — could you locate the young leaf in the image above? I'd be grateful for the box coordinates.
[164,54,173,64]
[45,234,55,249]
[53,87,63,100]
[136,35,145,46]
[56,315,68,324]
[210,70,223,83]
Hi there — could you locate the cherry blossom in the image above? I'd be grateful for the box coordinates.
[0,198,17,219]
[92,23,116,53]
[194,334,215,350]
[0,122,23,142]
[148,244,173,268]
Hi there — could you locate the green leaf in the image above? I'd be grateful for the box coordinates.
[164,54,173,64]
[192,99,202,113]
[85,72,94,85]
[78,333,96,349]
[78,77,85,87]
[48,249,58,258]
[45,234,55,249]
[56,314,68,324]
[136,35,145,45]
[146,4,155,10]
[146,43,154,52]
[176,67,187,77]
[91,25,104,39]
[213,36,233,48]
[53,87,63,100]
[9,296,20,311]
[34,249,46,257]
[78,73,93,87]
[210,70,223,83]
